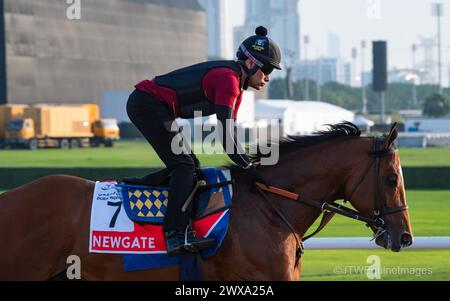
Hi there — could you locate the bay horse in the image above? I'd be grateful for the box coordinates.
[0,122,413,280]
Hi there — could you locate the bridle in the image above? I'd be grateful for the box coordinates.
[254,136,409,267]
[345,136,408,230]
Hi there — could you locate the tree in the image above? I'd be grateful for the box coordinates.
[268,78,287,99]
[268,78,450,114]
[423,93,449,117]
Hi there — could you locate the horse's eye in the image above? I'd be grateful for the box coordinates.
[386,174,398,187]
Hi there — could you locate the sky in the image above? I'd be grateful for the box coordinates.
[228,0,450,84]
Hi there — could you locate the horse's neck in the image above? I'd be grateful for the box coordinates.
[257,138,369,237]
[220,138,369,279]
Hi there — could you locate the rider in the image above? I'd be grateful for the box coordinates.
[126,26,281,257]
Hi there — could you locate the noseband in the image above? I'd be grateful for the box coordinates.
[254,136,409,266]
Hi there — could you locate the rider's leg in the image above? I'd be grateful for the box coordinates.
[126,89,215,256]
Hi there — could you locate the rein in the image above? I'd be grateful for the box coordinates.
[253,136,409,266]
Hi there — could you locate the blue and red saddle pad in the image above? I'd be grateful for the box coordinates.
[117,168,232,272]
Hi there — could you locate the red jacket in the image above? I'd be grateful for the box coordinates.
[135,67,243,119]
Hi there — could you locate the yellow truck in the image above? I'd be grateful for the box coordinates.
[0,104,28,148]
[3,104,120,149]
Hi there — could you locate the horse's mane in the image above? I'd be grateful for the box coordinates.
[228,121,361,170]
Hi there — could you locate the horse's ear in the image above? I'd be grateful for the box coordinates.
[383,122,398,149]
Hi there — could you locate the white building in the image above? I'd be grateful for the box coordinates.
[198,0,233,59]
[400,117,450,147]
[405,117,450,133]
[389,68,423,85]
[255,100,355,135]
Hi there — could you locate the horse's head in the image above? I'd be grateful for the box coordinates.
[345,124,413,252]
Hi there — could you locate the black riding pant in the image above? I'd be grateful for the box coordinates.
[126,89,195,232]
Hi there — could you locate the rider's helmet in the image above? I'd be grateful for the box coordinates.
[236,26,282,80]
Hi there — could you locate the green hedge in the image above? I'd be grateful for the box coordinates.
[0,168,157,189]
[0,167,449,190]
[402,167,450,189]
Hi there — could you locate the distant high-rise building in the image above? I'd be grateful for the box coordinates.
[294,58,352,86]
[417,36,437,84]
[448,65,450,87]
[327,33,341,59]
[340,62,352,86]
[234,0,301,68]
[246,0,272,23]
[198,0,233,59]
[233,26,247,59]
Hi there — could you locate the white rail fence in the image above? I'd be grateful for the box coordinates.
[303,237,450,250]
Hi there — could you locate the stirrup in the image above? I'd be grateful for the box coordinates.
[182,227,216,253]
[164,230,186,257]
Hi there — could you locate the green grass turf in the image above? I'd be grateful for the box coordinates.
[398,148,450,167]
[0,140,230,167]
[300,249,449,281]
[300,190,450,280]
[0,140,450,167]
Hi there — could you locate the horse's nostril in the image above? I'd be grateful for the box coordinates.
[401,232,413,247]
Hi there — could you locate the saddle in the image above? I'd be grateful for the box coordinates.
[122,168,172,187]
[119,168,233,224]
